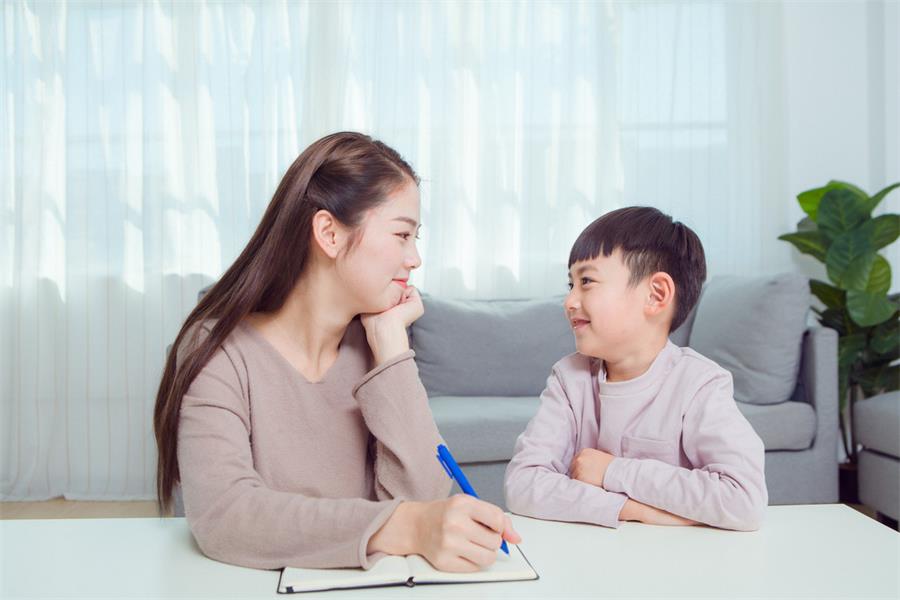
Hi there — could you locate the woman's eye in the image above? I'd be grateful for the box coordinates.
[397,233,411,240]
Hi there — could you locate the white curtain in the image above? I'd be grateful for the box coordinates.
[2,0,892,500]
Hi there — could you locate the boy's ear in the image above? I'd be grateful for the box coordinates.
[645,272,675,317]
[311,210,351,259]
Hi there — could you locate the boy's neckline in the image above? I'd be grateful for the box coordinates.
[595,341,679,397]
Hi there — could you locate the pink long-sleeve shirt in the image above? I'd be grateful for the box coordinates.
[504,341,767,531]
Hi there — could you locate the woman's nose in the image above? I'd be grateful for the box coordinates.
[406,244,422,270]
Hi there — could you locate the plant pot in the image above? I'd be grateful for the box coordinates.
[839,461,859,504]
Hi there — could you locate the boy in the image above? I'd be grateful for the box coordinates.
[504,207,767,531]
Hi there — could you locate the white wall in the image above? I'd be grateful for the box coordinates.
[783,0,900,292]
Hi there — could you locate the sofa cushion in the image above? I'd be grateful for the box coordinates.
[689,273,809,405]
[854,391,900,457]
[413,296,574,396]
[429,396,542,463]
[858,450,900,520]
[736,400,816,451]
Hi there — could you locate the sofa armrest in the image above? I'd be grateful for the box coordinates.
[793,325,839,452]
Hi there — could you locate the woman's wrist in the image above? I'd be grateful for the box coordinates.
[367,501,422,557]
[365,322,411,365]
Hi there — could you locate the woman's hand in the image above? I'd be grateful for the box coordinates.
[367,495,523,572]
[619,498,697,526]
[360,286,425,365]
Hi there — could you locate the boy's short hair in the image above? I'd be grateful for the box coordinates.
[568,206,707,332]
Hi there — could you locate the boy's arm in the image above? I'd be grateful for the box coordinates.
[504,367,629,528]
[601,372,768,531]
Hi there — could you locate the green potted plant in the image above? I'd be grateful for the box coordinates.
[779,181,899,500]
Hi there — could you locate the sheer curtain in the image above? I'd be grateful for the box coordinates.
[3,0,793,500]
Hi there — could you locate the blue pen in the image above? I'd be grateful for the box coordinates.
[436,444,510,555]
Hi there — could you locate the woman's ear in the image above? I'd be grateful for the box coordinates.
[311,210,350,259]
[645,272,676,317]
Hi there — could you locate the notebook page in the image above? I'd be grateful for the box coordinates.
[406,545,537,584]
[278,555,411,593]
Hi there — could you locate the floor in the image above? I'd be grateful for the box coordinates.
[0,498,890,527]
[0,498,162,519]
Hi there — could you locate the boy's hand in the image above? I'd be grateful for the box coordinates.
[569,448,616,488]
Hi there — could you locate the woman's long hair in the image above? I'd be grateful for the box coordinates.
[153,132,419,513]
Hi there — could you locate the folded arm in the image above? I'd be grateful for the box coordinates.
[504,368,629,528]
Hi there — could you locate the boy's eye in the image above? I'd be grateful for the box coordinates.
[567,282,574,291]
[567,277,594,290]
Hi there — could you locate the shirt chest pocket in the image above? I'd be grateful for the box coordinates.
[620,435,679,463]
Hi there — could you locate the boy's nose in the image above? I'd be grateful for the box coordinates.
[564,290,579,312]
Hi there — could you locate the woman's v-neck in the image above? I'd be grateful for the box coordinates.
[237,319,353,386]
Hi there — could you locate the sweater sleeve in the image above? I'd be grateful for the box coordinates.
[178,346,403,571]
[602,372,768,531]
[352,350,452,503]
[504,367,629,528]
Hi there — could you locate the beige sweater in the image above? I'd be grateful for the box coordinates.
[176,319,451,570]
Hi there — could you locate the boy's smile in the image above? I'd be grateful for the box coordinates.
[570,317,591,331]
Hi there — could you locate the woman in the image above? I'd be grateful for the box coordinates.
[154,132,520,572]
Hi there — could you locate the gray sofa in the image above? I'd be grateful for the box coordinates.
[855,391,900,524]
[413,273,839,509]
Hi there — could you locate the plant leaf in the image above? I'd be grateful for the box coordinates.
[825,230,874,289]
[846,289,897,327]
[870,343,900,364]
[858,214,900,250]
[778,231,828,262]
[817,188,869,240]
[865,182,900,214]
[809,279,845,309]
[797,181,867,222]
[817,308,849,335]
[839,332,868,368]
[827,180,869,197]
[797,186,830,222]
[855,364,900,397]
[870,316,900,355]
[865,255,891,294]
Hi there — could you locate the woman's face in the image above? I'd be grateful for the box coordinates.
[337,180,422,313]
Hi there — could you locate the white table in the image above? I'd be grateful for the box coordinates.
[1,504,897,599]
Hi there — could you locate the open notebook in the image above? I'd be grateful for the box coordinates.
[277,545,538,594]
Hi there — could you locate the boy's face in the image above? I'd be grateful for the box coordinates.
[565,249,650,360]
